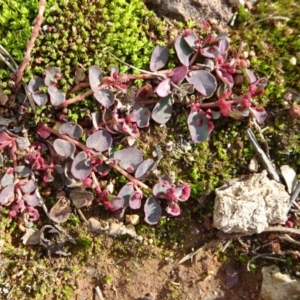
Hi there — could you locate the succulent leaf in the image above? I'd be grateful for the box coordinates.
[188,111,214,143]
[59,122,83,139]
[86,130,112,152]
[89,65,103,92]
[150,45,169,71]
[144,197,162,225]
[151,95,173,125]
[113,148,143,173]
[186,70,217,96]
[174,35,193,66]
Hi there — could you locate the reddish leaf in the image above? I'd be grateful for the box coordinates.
[86,130,112,152]
[48,86,66,106]
[150,45,169,71]
[174,35,193,66]
[156,78,171,97]
[151,95,173,125]
[144,197,162,225]
[0,183,15,206]
[71,151,92,179]
[89,65,103,92]
[186,70,217,96]
[94,89,114,108]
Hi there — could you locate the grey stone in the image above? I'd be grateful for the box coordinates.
[144,0,234,25]
[261,265,300,300]
[213,170,290,234]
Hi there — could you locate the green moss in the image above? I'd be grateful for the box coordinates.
[234,0,300,105]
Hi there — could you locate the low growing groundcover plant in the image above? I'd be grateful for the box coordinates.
[0,0,269,247]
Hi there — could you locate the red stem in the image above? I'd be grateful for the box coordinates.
[15,0,46,86]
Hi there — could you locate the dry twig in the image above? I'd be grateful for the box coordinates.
[95,286,105,300]
[15,0,46,86]
[246,16,290,28]
[246,129,281,182]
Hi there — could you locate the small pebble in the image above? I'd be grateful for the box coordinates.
[289,57,297,65]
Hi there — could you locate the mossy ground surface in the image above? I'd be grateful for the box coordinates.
[0,0,300,299]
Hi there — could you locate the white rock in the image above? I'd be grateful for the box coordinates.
[261,265,300,300]
[213,170,290,234]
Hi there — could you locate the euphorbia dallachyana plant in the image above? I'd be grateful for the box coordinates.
[0,22,268,227]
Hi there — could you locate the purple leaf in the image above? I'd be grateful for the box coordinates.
[106,194,124,211]
[91,111,101,130]
[174,35,193,66]
[14,166,31,177]
[59,122,83,139]
[216,69,234,88]
[186,70,217,96]
[89,65,103,92]
[94,89,115,108]
[188,111,214,143]
[95,163,111,176]
[71,151,92,179]
[113,148,143,173]
[118,183,135,207]
[244,69,257,84]
[32,93,48,106]
[150,45,169,71]
[135,158,155,181]
[129,104,151,128]
[110,66,119,79]
[218,38,229,55]
[45,67,61,86]
[28,76,44,93]
[121,121,139,138]
[152,181,171,198]
[151,95,173,125]
[23,192,41,206]
[228,107,249,120]
[86,130,112,152]
[183,30,199,50]
[159,176,173,185]
[170,66,188,84]
[0,131,13,143]
[156,78,171,97]
[38,127,51,139]
[254,77,268,92]
[173,184,191,201]
[166,202,181,216]
[129,191,142,209]
[48,85,66,106]
[249,107,268,123]
[53,139,76,158]
[0,183,15,206]
[1,168,14,187]
[28,77,48,106]
[216,82,230,97]
[144,197,162,225]
[201,45,220,58]
[20,179,36,194]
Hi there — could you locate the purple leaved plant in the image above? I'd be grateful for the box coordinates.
[33,123,191,224]
[1,24,270,227]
